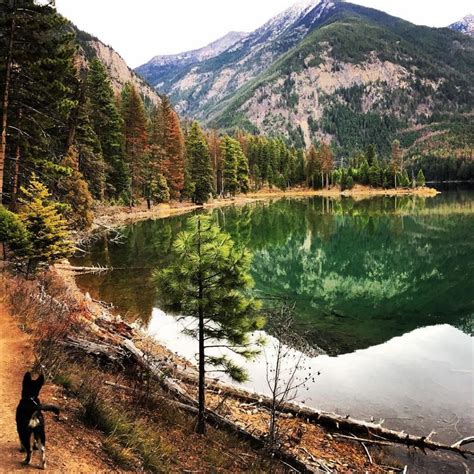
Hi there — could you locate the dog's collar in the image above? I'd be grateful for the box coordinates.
[21,397,39,406]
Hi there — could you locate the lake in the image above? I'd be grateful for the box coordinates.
[73,187,474,469]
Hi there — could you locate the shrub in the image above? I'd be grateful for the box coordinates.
[0,206,30,260]
[19,174,74,274]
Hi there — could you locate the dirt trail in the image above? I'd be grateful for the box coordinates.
[0,303,117,473]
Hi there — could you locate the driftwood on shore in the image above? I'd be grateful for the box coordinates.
[63,333,474,465]
[55,264,112,274]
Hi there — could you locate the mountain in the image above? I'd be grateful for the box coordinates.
[137,0,474,155]
[449,14,474,37]
[137,0,336,120]
[136,31,248,90]
[74,28,161,107]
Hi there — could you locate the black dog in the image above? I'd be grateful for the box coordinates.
[16,372,60,469]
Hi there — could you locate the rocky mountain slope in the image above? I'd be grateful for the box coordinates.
[74,28,161,107]
[137,31,248,90]
[137,0,474,154]
[449,14,474,37]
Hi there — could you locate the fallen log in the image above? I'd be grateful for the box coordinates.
[119,338,314,473]
[55,264,111,274]
[104,380,199,414]
[147,356,474,458]
[63,336,126,362]
[66,333,474,461]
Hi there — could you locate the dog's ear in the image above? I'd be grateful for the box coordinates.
[22,372,32,387]
[36,374,45,388]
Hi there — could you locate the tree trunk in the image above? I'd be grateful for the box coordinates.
[10,108,22,211]
[196,301,206,434]
[0,13,15,204]
[66,72,86,153]
[65,331,474,461]
[196,219,206,434]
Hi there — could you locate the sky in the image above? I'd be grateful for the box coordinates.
[55,0,472,68]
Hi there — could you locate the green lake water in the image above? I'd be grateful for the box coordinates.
[74,189,473,355]
[73,188,474,469]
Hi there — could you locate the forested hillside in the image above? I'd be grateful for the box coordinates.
[0,0,468,272]
[138,0,474,179]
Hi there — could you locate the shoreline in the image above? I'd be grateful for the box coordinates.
[52,264,389,472]
[81,185,439,240]
[55,262,470,471]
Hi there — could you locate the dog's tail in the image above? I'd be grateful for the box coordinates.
[39,404,60,415]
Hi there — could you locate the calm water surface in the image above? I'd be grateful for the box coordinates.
[73,189,474,466]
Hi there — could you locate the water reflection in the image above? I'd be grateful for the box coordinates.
[147,310,473,445]
[73,191,474,355]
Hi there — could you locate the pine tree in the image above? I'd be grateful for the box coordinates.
[148,104,166,173]
[154,215,263,434]
[150,173,170,204]
[320,143,334,189]
[221,136,239,196]
[305,145,319,188]
[400,169,411,187]
[121,83,148,205]
[58,147,94,229]
[366,144,376,167]
[74,100,107,200]
[391,140,404,188]
[206,129,222,195]
[155,97,185,199]
[86,58,127,198]
[236,146,250,194]
[19,175,74,274]
[0,205,30,260]
[416,169,426,187]
[0,0,77,204]
[185,122,214,204]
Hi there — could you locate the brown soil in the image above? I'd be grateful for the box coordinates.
[0,303,119,473]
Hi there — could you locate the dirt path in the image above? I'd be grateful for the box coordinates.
[0,303,118,473]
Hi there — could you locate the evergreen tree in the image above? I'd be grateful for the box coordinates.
[74,100,107,200]
[150,173,170,204]
[121,83,148,205]
[400,169,411,187]
[185,122,214,204]
[236,145,250,194]
[148,104,166,173]
[154,215,263,434]
[320,143,334,188]
[221,136,239,196]
[156,97,185,199]
[391,140,404,188]
[366,144,376,166]
[19,175,74,274]
[207,129,222,195]
[58,147,94,229]
[0,0,77,204]
[416,169,426,187]
[86,58,127,198]
[305,145,319,188]
[0,205,30,260]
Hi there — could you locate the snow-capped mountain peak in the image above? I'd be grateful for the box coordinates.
[448,14,474,37]
[254,0,334,40]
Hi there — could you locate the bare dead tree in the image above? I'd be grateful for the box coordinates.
[264,301,319,450]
